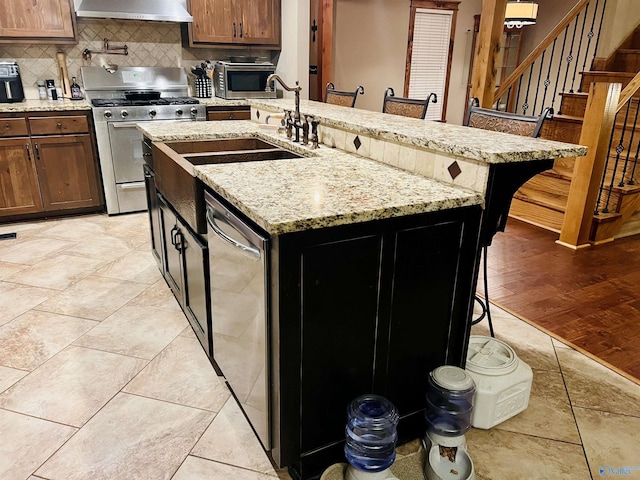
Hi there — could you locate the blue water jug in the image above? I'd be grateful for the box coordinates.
[344,394,400,472]
[425,366,475,437]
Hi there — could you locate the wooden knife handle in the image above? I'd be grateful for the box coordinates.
[56,52,72,99]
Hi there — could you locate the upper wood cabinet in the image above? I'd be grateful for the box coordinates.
[0,0,77,44]
[183,0,281,49]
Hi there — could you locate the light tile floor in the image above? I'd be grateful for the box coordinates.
[1,212,639,480]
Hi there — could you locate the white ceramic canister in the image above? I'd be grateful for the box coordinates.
[465,335,533,429]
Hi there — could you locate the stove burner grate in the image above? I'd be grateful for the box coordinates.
[91,97,200,107]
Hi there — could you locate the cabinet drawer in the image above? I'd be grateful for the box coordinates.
[0,118,28,137]
[207,110,251,121]
[28,116,89,135]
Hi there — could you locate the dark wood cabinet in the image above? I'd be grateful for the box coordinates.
[157,193,212,358]
[143,164,163,269]
[184,0,281,48]
[264,203,482,479]
[0,138,42,215]
[0,0,76,44]
[0,111,103,221]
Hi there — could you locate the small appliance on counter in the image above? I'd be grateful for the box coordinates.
[0,61,25,103]
[213,61,276,99]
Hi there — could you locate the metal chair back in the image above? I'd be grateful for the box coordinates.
[324,83,364,108]
[382,87,437,119]
[464,98,552,138]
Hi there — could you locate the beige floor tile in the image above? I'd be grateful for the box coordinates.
[556,347,640,417]
[172,455,282,480]
[104,213,152,244]
[0,408,76,480]
[0,261,26,280]
[123,335,229,411]
[0,345,147,427]
[0,365,27,394]
[35,275,148,321]
[95,248,162,285]
[0,237,77,266]
[192,397,275,474]
[127,279,182,311]
[0,282,56,327]
[36,392,213,480]
[472,306,560,372]
[466,428,591,479]
[6,254,105,291]
[0,218,61,240]
[491,369,581,444]
[0,310,98,370]
[36,217,108,241]
[73,304,188,359]
[63,234,146,262]
[574,407,640,478]
[552,338,572,349]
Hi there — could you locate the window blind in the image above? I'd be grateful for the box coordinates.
[408,8,453,121]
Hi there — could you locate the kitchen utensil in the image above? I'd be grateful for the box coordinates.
[56,52,72,99]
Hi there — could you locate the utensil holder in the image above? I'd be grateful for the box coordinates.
[195,77,212,98]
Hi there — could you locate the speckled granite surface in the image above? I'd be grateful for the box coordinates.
[249,99,587,164]
[0,99,91,112]
[137,120,482,235]
[197,97,249,107]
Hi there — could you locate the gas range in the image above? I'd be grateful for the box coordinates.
[82,66,207,214]
[91,97,206,122]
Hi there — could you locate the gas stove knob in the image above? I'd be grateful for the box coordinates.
[190,107,198,117]
[176,109,183,117]
[121,110,129,118]
[149,109,157,118]
[104,110,112,119]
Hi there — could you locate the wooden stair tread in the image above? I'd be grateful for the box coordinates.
[543,168,573,181]
[514,188,567,212]
[592,211,622,223]
[581,71,636,78]
[617,49,640,54]
[559,91,588,98]
[551,114,584,123]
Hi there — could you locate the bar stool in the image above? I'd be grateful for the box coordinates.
[464,98,553,337]
[325,82,364,107]
[382,87,437,119]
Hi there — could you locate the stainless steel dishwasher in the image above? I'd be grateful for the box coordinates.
[204,190,270,449]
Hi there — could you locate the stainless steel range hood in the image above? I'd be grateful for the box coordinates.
[76,0,193,22]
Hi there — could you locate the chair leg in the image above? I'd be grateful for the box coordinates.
[471,245,495,337]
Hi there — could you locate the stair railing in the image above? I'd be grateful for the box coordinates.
[493,0,608,116]
[595,71,640,215]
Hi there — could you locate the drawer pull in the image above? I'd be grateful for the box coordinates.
[34,143,40,161]
[25,144,32,162]
[57,122,62,129]
[4,123,9,130]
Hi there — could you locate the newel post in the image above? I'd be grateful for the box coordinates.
[471,0,507,108]
[557,82,621,250]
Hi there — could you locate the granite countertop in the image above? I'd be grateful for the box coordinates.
[0,99,92,112]
[197,97,249,107]
[249,99,588,164]
[137,120,483,235]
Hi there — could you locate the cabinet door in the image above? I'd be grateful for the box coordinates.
[179,216,212,357]
[190,0,237,44]
[0,0,75,42]
[0,138,42,216]
[300,235,382,453]
[32,134,101,212]
[143,165,163,270]
[237,0,280,45]
[385,220,467,414]
[159,196,184,301]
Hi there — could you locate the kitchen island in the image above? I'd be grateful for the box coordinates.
[138,110,585,480]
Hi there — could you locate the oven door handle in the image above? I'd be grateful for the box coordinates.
[206,206,260,259]
[110,122,144,128]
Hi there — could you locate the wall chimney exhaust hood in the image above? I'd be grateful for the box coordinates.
[76,0,193,22]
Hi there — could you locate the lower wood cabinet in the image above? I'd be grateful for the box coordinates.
[206,105,251,121]
[0,111,103,220]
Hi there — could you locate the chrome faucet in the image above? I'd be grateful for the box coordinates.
[266,74,303,143]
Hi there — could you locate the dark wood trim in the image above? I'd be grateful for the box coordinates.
[404,0,460,122]
[319,0,334,102]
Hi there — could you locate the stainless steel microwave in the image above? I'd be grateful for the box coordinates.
[214,61,276,100]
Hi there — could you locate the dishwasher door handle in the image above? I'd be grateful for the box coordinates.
[206,206,260,259]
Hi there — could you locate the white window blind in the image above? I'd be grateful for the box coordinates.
[408,8,453,121]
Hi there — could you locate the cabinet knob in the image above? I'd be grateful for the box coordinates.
[228,114,234,120]
[57,122,62,129]
[4,123,9,129]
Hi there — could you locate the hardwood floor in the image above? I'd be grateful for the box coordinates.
[480,218,640,384]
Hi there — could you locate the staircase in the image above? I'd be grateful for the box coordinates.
[509,24,640,241]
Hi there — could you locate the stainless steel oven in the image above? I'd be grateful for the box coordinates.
[82,66,206,214]
[205,190,270,450]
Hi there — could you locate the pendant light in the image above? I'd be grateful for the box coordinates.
[504,0,538,29]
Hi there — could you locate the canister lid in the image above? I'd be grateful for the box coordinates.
[466,335,518,375]
[431,365,475,391]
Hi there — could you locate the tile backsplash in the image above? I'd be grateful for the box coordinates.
[0,19,273,99]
